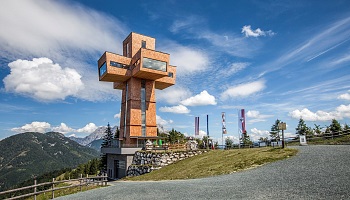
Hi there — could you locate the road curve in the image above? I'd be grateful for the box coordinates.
[56,145,350,200]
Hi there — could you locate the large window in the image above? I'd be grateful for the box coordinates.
[142,57,167,72]
[99,62,107,76]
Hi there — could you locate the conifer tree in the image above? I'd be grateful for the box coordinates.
[270,119,281,141]
[100,123,113,173]
[329,119,342,135]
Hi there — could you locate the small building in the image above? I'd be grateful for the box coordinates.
[98,32,176,179]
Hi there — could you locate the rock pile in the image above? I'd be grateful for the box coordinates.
[127,150,206,177]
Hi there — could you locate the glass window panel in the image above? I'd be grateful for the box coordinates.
[110,61,122,68]
[168,72,173,78]
[142,57,167,72]
[142,40,146,48]
[99,62,107,76]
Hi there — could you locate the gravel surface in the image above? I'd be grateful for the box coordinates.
[56,145,350,200]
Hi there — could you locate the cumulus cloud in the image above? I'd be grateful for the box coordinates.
[157,86,192,105]
[161,42,210,75]
[250,128,270,141]
[0,1,127,102]
[181,90,217,106]
[3,58,83,101]
[11,121,51,133]
[217,135,239,145]
[338,90,350,101]
[241,25,275,38]
[156,115,173,126]
[52,123,74,134]
[289,104,350,121]
[159,105,191,114]
[220,80,266,100]
[246,110,273,123]
[11,121,99,135]
[76,123,98,133]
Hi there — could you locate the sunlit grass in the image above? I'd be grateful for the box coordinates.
[125,147,297,181]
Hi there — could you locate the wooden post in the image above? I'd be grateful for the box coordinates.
[34,179,37,200]
[52,178,55,199]
[80,174,83,192]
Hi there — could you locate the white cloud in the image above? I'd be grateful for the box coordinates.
[338,90,350,101]
[250,128,270,141]
[11,121,51,133]
[169,16,204,33]
[181,90,217,106]
[193,130,208,138]
[220,62,249,77]
[11,121,100,135]
[162,42,210,75]
[246,110,273,123]
[156,115,173,126]
[216,135,239,145]
[3,58,83,101]
[52,123,74,134]
[114,112,121,118]
[289,104,350,121]
[241,25,275,38]
[157,86,192,105]
[0,1,127,102]
[159,105,191,114]
[76,123,98,133]
[0,0,126,58]
[221,80,266,100]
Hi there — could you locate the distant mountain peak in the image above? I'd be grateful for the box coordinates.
[68,126,118,146]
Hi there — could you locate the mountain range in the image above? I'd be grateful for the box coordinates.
[69,126,118,150]
[0,132,99,191]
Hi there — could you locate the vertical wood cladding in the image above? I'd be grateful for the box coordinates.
[98,32,176,145]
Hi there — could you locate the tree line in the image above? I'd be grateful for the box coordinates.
[263,118,349,142]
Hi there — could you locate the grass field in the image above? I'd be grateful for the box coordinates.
[125,147,298,181]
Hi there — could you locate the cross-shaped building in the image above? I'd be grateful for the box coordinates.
[98,32,176,146]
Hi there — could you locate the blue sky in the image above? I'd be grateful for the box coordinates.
[1,0,350,143]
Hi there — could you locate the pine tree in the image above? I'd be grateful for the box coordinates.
[313,124,322,135]
[296,118,307,136]
[270,119,281,141]
[100,123,113,173]
[114,126,120,139]
[329,119,342,135]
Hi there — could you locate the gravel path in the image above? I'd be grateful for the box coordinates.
[56,145,350,200]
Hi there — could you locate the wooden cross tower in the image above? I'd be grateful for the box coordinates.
[98,32,176,146]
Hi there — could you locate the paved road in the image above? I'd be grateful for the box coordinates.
[57,145,350,200]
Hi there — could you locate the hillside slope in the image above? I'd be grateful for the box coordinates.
[0,132,99,191]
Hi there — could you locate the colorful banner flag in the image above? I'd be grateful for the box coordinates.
[239,109,246,134]
[222,112,227,134]
[195,117,199,135]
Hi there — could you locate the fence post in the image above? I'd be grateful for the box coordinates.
[86,174,89,189]
[52,178,55,199]
[34,179,37,200]
[80,174,83,192]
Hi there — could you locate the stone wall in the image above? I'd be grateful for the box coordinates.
[126,150,206,177]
